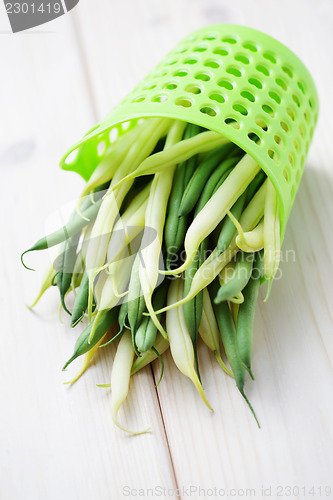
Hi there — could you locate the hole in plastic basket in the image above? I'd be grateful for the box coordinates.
[193,45,208,52]
[299,124,305,138]
[262,104,275,116]
[142,83,157,90]
[218,79,234,90]
[185,84,202,94]
[213,47,229,56]
[175,97,193,108]
[263,52,277,64]
[292,94,301,108]
[204,60,220,69]
[151,94,168,103]
[163,82,178,90]
[282,66,293,78]
[209,92,225,104]
[283,167,290,182]
[268,149,279,163]
[287,107,296,121]
[132,95,146,103]
[154,71,167,78]
[248,77,263,89]
[166,59,178,66]
[242,41,258,52]
[235,54,250,65]
[184,58,198,65]
[293,138,300,152]
[173,70,188,77]
[200,106,217,117]
[280,121,290,134]
[256,64,270,76]
[109,127,118,143]
[274,135,283,147]
[175,46,188,54]
[203,34,217,41]
[226,66,242,77]
[222,36,237,44]
[304,111,310,124]
[297,81,306,94]
[255,118,268,130]
[288,153,295,166]
[269,91,281,104]
[248,131,261,144]
[225,117,240,129]
[121,121,130,131]
[241,90,255,102]
[233,104,248,116]
[97,141,106,156]
[195,72,211,81]
[276,77,288,91]
[309,97,315,109]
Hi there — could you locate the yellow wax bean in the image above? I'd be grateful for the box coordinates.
[155,180,268,314]
[139,120,186,338]
[163,154,261,276]
[111,130,230,190]
[166,279,212,410]
[235,218,265,253]
[26,262,54,309]
[111,330,150,434]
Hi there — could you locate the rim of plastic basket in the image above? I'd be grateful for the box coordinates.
[60,24,319,236]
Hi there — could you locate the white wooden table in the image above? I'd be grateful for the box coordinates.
[1,1,333,499]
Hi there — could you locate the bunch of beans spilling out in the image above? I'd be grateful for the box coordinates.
[23,118,282,432]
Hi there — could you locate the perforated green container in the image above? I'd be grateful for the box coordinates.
[60,24,319,235]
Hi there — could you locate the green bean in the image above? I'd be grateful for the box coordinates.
[164,124,202,269]
[164,162,189,269]
[217,191,247,254]
[196,157,240,214]
[214,251,254,304]
[182,123,202,183]
[236,250,264,379]
[183,240,206,379]
[135,279,169,352]
[21,184,108,270]
[71,271,92,327]
[178,143,235,217]
[62,306,119,370]
[209,279,259,426]
[54,231,81,315]
[131,333,169,375]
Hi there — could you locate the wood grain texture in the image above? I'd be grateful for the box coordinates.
[1,1,332,499]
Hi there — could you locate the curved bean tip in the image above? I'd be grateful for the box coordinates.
[241,390,260,428]
[62,355,75,371]
[21,250,35,271]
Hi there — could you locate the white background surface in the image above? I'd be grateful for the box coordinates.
[1,1,333,499]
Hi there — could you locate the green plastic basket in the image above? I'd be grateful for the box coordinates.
[60,24,319,235]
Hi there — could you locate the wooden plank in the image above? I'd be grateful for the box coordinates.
[0,6,177,500]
